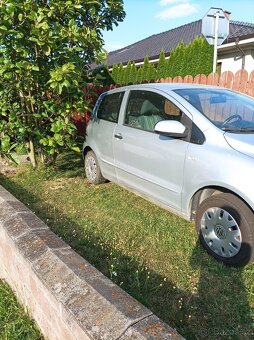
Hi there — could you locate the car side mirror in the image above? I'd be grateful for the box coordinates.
[154,120,189,138]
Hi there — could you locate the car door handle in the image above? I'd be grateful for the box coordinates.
[114,133,123,140]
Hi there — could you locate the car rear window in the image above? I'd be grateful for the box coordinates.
[97,92,124,123]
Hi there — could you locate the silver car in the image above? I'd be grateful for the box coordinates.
[83,83,254,266]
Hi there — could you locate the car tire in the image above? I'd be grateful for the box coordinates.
[196,193,254,266]
[84,150,106,185]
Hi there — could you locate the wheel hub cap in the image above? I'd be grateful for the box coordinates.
[214,224,227,239]
[201,207,242,258]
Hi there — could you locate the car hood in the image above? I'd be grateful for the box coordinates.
[224,132,254,158]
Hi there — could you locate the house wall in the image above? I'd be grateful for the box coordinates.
[218,47,254,74]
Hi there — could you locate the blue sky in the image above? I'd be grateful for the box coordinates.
[103,0,254,52]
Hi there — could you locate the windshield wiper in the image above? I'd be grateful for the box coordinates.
[222,127,254,132]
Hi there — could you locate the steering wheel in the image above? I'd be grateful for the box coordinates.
[221,114,242,128]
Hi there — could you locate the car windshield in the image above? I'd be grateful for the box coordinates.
[174,88,254,132]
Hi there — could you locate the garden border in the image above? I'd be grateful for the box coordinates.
[0,184,183,339]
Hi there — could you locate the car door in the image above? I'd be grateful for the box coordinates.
[113,89,190,211]
[89,90,125,181]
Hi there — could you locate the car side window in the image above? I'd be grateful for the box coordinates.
[97,92,124,123]
[125,90,182,132]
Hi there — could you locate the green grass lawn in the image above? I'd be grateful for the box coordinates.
[0,151,254,339]
[0,280,43,339]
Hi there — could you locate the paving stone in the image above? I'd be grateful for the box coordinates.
[0,186,17,200]
[33,250,87,304]
[85,274,152,318]
[69,275,153,340]
[0,200,48,233]
[15,231,50,262]
[65,289,152,340]
[34,229,69,250]
[120,315,183,339]
[2,215,32,239]
[17,212,49,230]
[54,248,102,280]
[0,201,17,223]
[34,249,153,339]
[6,200,31,213]
[1,212,48,243]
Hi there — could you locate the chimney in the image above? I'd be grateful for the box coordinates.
[224,10,231,20]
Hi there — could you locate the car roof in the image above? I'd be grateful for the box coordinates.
[106,82,226,94]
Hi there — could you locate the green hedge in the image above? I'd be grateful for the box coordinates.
[107,36,213,85]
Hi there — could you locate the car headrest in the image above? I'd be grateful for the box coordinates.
[140,100,160,116]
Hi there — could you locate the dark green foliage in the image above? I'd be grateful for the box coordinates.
[167,48,175,78]
[111,64,119,84]
[170,41,185,77]
[199,38,214,75]
[108,36,213,84]
[124,61,132,84]
[118,64,124,85]
[93,63,115,86]
[184,41,196,76]
[189,37,202,76]
[157,50,167,79]
[140,56,150,82]
[170,37,214,78]
[136,67,142,84]
[148,63,157,82]
[130,63,137,84]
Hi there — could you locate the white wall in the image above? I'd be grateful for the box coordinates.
[217,39,254,74]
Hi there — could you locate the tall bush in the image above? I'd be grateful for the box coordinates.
[118,64,124,85]
[140,56,150,82]
[111,64,119,84]
[170,41,185,77]
[109,36,214,85]
[124,61,132,84]
[0,0,125,166]
[157,50,167,79]
[130,63,137,84]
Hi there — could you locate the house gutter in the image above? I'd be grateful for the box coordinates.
[217,37,254,51]
[218,37,254,71]
[235,38,246,69]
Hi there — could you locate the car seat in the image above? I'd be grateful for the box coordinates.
[139,100,163,131]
